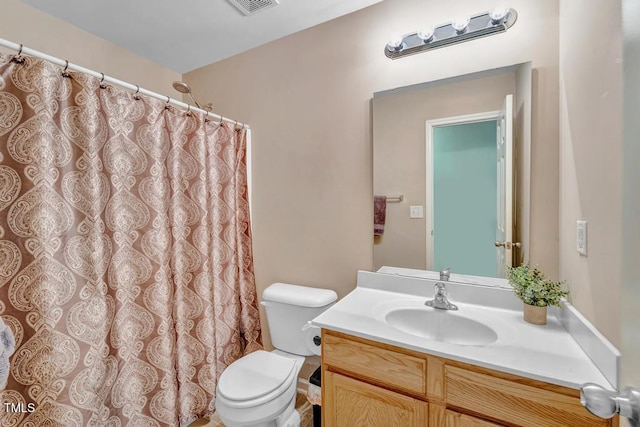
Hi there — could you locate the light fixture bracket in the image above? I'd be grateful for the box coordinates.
[385,8,517,59]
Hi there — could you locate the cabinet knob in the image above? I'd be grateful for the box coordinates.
[580,383,640,426]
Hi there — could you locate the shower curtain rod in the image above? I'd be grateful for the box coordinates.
[0,38,250,129]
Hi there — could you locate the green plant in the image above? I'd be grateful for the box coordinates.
[506,264,569,307]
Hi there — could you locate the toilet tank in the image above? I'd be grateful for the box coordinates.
[261,283,338,356]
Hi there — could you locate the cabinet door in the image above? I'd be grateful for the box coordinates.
[445,365,613,427]
[445,410,503,427]
[323,371,428,427]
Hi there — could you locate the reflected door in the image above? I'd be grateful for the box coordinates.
[495,94,514,277]
[426,98,514,278]
[431,120,499,277]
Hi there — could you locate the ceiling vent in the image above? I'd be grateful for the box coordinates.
[227,0,280,16]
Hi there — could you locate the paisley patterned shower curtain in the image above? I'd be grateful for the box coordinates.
[0,53,262,426]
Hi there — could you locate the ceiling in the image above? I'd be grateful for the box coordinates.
[22,0,382,74]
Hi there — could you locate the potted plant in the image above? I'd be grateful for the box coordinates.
[506,264,569,325]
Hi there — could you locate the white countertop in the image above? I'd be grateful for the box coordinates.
[312,270,615,391]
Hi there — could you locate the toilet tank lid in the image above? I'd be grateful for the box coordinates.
[263,283,338,307]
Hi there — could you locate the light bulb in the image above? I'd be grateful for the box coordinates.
[452,16,470,33]
[417,27,435,43]
[387,34,404,51]
[489,7,509,23]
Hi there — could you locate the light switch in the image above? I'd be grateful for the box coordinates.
[410,206,424,219]
[577,220,587,256]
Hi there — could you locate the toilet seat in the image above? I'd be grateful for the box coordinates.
[217,350,297,409]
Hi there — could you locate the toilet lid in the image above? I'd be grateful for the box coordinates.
[217,350,296,401]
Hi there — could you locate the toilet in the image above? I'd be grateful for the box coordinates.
[215,283,338,427]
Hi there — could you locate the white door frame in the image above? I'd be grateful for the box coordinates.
[425,111,501,270]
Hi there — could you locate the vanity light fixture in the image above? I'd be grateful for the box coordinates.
[417,27,435,42]
[489,7,510,23]
[385,8,517,59]
[451,16,471,34]
[386,34,404,52]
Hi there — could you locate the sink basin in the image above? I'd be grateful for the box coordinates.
[385,308,498,346]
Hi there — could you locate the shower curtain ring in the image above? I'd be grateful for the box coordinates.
[99,73,107,89]
[62,60,71,78]
[12,43,25,64]
[165,96,171,110]
[186,104,191,115]
[133,85,140,100]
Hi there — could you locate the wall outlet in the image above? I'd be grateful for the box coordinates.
[409,206,424,219]
[577,220,587,256]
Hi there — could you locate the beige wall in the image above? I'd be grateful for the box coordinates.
[185,0,560,350]
[372,71,516,271]
[0,0,180,94]
[514,63,533,267]
[622,0,640,400]
[558,0,623,347]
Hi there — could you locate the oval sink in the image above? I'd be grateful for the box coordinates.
[385,308,498,346]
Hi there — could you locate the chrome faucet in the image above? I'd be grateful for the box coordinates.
[425,268,458,310]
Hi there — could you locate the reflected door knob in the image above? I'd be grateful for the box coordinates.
[580,383,640,426]
[494,241,522,249]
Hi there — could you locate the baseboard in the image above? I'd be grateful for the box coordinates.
[297,378,309,395]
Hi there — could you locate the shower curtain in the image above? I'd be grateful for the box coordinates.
[0,53,262,426]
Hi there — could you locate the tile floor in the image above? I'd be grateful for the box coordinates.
[190,393,314,427]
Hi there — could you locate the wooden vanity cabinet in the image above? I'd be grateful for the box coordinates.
[321,330,618,427]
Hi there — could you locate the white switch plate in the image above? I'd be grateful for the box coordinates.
[409,206,424,219]
[577,220,587,256]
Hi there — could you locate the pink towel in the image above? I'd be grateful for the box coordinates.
[374,196,387,236]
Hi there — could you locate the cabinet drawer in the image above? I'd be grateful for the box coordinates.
[323,332,427,396]
[445,366,612,427]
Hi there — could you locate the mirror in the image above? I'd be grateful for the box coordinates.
[373,63,532,279]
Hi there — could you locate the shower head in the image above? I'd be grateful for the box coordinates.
[172,81,192,94]
[171,80,213,111]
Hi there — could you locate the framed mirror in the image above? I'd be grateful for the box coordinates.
[373,62,532,279]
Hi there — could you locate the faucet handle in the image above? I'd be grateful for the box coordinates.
[440,268,450,281]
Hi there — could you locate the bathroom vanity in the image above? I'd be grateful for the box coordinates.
[312,269,620,427]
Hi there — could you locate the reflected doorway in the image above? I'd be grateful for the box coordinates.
[426,95,513,277]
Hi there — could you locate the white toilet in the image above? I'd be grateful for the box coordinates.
[215,283,338,427]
